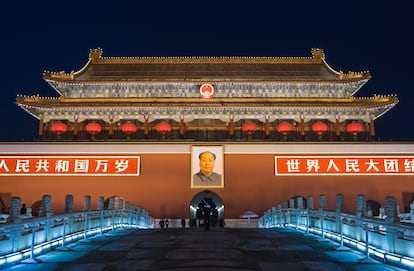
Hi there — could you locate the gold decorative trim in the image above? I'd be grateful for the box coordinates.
[42,48,370,81]
[90,48,322,65]
[15,95,399,107]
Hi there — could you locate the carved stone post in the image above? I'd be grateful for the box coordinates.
[42,195,53,218]
[319,194,326,210]
[336,193,344,212]
[118,198,124,209]
[277,204,282,211]
[97,196,104,211]
[385,196,398,224]
[410,201,414,223]
[10,197,22,224]
[129,203,135,224]
[108,197,114,210]
[385,196,398,253]
[297,197,304,209]
[319,194,327,239]
[307,196,314,210]
[64,195,74,213]
[356,194,366,240]
[289,199,295,209]
[64,194,74,232]
[335,194,344,236]
[83,195,91,211]
[356,194,366,218]
[41,195,53,241]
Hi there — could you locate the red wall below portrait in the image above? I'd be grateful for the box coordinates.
[1,154,413,218]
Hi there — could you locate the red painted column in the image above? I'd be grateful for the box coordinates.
[370,118,375,137]
[38,119,44,139]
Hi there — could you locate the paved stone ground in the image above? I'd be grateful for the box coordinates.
[1,227,409,271]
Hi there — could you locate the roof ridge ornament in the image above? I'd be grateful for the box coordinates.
[311,48,325,61]
[89,48,103,62]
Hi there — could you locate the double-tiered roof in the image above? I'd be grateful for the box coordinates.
[16,48,398,141]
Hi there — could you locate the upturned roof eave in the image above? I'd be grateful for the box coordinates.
[42,48,371,83]
[15,96,399,108]
[42,77,370,84]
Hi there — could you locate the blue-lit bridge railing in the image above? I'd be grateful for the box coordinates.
[258,194,414,270]
[0,195,155,268]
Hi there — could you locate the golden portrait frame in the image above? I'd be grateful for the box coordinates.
[191,146,224,188]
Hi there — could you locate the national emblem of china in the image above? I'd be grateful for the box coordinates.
[199,84,214,98]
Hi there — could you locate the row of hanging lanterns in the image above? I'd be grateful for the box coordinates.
[50,121,172,136]
[242,121,363,136]
[50,121,363,136]
[50,121,104,135]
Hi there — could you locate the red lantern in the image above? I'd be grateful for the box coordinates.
[276,122,293,135]
[121,122,137,134]
[85,122,102,135]
[50,122,67,135]
[312,121,328,135]
[242,122,257,134]
[346,122,363,135]
[156,122,172,139]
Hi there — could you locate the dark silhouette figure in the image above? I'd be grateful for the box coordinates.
[198,197,216,231]
[20,203,27,215]
[181,217,186,228]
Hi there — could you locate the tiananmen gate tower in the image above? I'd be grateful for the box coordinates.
[1,48,412,226]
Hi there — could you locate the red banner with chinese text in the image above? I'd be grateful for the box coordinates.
[275,156,414,175]
[0,156,140,176]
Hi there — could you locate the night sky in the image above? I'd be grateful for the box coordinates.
[1,1,412,141]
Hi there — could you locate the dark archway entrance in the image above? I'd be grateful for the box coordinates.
[189,190,224,228]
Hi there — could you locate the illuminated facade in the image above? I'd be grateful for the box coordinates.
[16,48,398,141]
[2,49,410,222]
